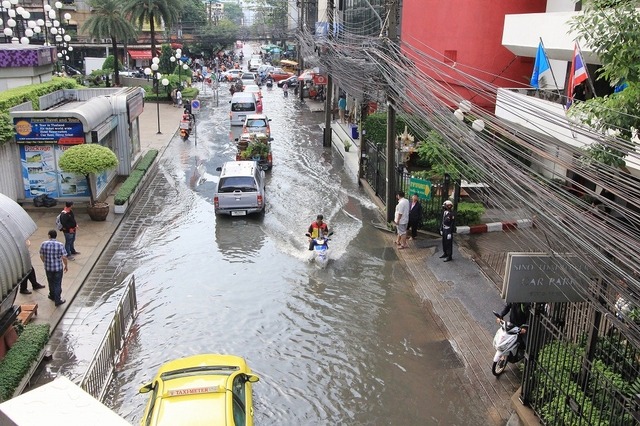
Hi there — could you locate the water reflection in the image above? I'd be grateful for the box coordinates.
[214,216,267,262]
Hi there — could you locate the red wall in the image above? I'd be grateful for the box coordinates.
[401,0,547,110]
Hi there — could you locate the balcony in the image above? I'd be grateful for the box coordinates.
[502,11,599,64]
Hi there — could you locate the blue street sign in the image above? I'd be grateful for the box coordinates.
[191,99,200,111]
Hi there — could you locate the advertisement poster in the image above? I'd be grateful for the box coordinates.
[14,117,85,145]
[20,144,90,198]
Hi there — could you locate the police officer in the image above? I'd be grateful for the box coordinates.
[440,200,454,262]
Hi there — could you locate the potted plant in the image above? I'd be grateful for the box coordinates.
[58,144,119,221]
[343,139,352,152]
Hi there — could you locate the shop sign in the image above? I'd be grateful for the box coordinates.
[14,117,85,145]
[502,253,588,303]
[409,177,432,201]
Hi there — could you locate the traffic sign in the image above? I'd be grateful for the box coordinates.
[191,99,200,112]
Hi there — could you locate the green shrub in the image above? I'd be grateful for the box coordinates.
[114,170,144,205]
[135,149,158,172]
[456,202,485,226]
[0,323,50,402]
[0,77,79,145]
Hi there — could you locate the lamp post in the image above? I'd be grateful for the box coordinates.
[170,48,189,89]
[146,57,167,134]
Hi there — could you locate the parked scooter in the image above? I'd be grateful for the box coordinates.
[305,232,333,267]
[491,311,527,376]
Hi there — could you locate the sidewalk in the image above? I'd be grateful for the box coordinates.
[15,102,183,332]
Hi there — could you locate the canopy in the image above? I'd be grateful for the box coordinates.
[128,50,153,60]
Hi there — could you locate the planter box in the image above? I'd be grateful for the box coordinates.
[114,201,128,214]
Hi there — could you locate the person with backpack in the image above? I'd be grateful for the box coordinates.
[59,201,80,260]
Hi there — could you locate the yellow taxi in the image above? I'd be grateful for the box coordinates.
[139,354,260,426]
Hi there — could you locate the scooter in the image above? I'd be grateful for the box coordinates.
[179,116,194,141]
[305,232,333,267]
[265,77,274,88]
[491,311,527,377]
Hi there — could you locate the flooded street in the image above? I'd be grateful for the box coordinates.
[102,68,490,424]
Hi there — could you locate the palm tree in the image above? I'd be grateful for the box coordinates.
[123,0,180,63]
[82,0,139,86]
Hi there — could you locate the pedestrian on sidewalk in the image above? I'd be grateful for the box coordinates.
[407,193,423,240]
[338,94,347,124]
[60,201,80,260]
[394,190,410,249]
[39,230,68,307]
[19,239,46,294]
[175,89,183,108]
[283,83,289,97]
[440,200,455,261]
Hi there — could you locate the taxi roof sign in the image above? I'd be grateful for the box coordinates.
[166,386,222,397]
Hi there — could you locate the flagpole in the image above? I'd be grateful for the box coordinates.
[539,37,560,91]
[576,41,597,97]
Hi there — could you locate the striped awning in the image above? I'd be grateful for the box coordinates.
[128,50,153,60]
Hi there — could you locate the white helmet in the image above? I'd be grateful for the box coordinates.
[443,200,453,207]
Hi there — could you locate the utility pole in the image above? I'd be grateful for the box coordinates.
[298,0,305,101]
[385,0,399,222]
[323,0,335,147]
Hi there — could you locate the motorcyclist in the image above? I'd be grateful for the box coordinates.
[495,302,529,349]
[308,214,329,250]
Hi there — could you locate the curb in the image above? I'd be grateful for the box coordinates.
[456,218,534,235]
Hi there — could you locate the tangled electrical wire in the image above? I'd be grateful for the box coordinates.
[297,8,640,342]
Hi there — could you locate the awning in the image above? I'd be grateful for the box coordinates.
[128,50,153,60]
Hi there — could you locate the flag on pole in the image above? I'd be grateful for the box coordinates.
[566,43,589,108]
[530,42,551,89]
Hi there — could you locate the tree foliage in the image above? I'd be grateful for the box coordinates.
[82,0,138,86]
[569,0,640,166]
[193,20,239,56]
[571,1,640,83]
[123,0,180,60]
[223,3,244,25]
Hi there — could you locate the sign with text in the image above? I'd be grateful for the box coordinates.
[408,177,432,201]
[14,117,85,144]
[502,253,588,303]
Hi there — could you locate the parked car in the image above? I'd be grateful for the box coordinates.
[277,75,299,88]
[242,114,271,137]
[268,67,293,82]
[214,161,267,216]
[139,354,260,425]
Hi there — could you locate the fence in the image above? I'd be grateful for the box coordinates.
[79,275,138,401]
[522,302,640,425]
[362,139,449,231]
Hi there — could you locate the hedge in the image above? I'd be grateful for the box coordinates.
[0,77,80,145]
[114,149,158,205]
[0,323,50,402]
[114,170,144,205]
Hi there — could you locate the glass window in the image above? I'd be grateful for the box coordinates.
[218,177,257,193]
[232,375,247,426]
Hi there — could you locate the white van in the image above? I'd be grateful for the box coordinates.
[230,92,258,126]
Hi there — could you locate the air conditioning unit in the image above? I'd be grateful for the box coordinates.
[101,38,111,43]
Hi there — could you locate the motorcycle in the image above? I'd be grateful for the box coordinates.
[265,77,274,88]
[491,311,527,377]
[305,232,333,267]
[179,115,194,141]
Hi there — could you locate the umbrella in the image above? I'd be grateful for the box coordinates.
[298,70,314,81]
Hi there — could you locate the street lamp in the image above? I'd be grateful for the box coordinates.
[146,58,169,135]
[170,48,186,88]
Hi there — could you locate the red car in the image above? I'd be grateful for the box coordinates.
[268,67,294,82]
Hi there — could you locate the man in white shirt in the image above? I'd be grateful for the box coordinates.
[394,190,410,249]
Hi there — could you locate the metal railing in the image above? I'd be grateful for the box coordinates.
[79,275,138,401]
[522,302,640,425]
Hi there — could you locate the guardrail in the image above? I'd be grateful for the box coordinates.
[79,275,138,401]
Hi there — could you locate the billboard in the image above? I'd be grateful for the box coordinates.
[14,117,85,145]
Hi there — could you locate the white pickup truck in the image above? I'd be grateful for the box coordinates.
[214,161,266,216]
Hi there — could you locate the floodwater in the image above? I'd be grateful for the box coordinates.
[104,54,490,425]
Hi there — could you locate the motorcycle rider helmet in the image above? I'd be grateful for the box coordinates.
[443,200,453,208]
[316,214,324,221]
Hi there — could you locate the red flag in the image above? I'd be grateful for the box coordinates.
[566,43,589,108]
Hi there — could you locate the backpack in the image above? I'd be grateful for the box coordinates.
[55,211,64,231]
